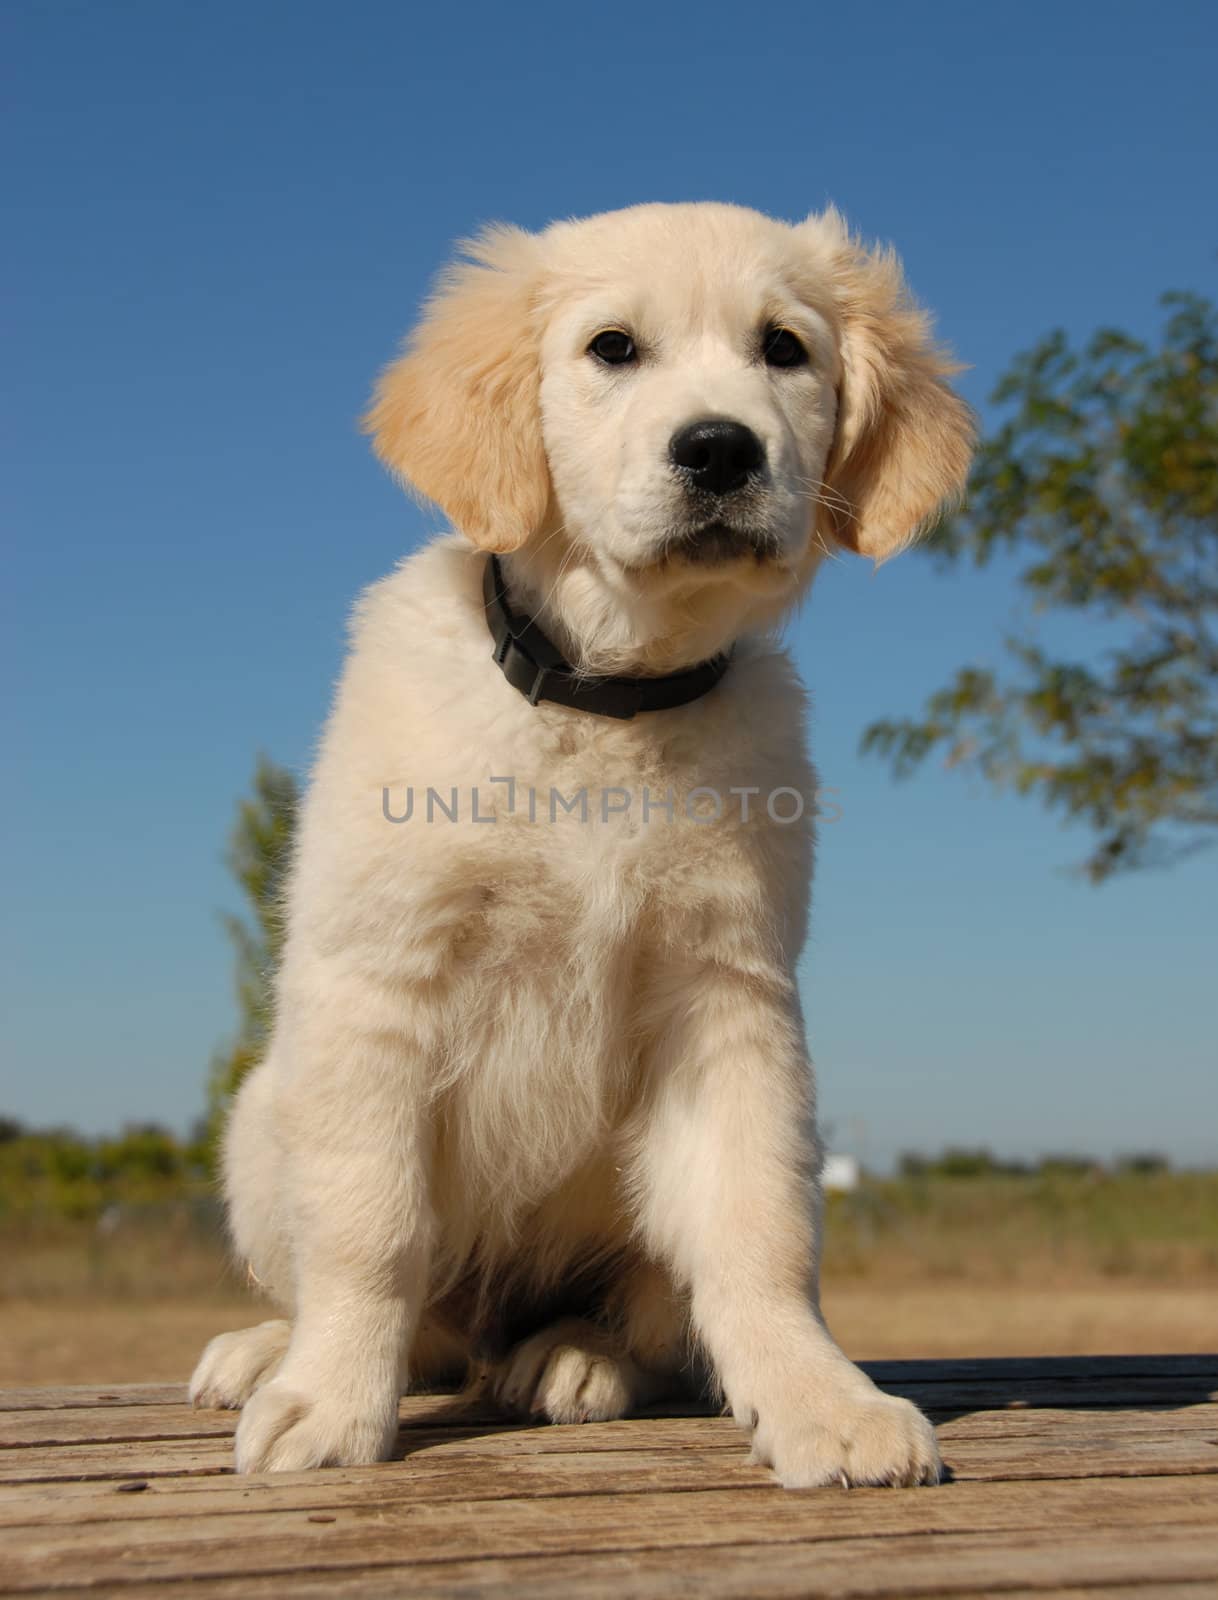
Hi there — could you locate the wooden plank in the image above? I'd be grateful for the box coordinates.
[1,1404,238,1448]
[0,1399,520,1450]
[68,1531,1218,1599]
[1,1409,1216,1521]
[6,1368,1217,1455]
[935,1403,1218,1437]
[6,1397,1215,1460]
[990,1590,1218,1600]
[1,1355,1213,1412]
[998,1589,1218,1600]
[0,1449,761,1522]
[2,1481,1215,1595]
[51,1588,1218,1600]
[941,1428,1218,1481]
[3,1400,1216,1487]
[0,1385,186,1413]
[1,1476,1213,1591]
[17,1533,1218,1600]
[1,1362,1215,1598]
[0,1438,232,1484]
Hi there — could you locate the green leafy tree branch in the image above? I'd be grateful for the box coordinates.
[203,754,299,1165]
[863,292,1218,881]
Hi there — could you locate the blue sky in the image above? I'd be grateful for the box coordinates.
[4,0,1216,1167]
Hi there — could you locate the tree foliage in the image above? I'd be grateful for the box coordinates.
[863,292,1218,881]
[203,754,299,1162]
[0,1123,203,1220]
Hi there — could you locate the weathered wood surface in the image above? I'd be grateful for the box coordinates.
[0,1357,1214,1596]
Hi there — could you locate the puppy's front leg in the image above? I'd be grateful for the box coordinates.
[234,976,435,1474]
[633,969,941,1488]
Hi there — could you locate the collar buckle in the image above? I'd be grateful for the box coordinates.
[498,634,550,706]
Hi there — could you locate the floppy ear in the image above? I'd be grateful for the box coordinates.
[805,210,975,561]
[363,226,550,553]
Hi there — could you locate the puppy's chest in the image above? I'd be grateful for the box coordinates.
[417,727,788,1191]
[435,711,787,980]
[468,769,725,953]
[437,830,659,1175]
[442,780,715,1049]
[463,814,669,982]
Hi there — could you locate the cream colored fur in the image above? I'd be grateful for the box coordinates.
[191,201,973,1486]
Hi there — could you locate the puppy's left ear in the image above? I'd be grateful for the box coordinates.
[363,225,550,553]
[804,210,975,560]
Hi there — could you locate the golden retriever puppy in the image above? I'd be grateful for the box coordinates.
[191,202,973,1486]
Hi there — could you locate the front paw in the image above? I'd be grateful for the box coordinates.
[234,1374,399,1473]
[190,1320,290,1410]
[753,1386,943,1489]
[494,1320,638,1424]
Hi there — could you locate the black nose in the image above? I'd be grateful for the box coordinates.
[669,419,765,496]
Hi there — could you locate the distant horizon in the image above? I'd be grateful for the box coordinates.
[4,1112,1210,1182]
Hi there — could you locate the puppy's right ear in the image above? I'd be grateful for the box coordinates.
[363,226,550,553]
[800,209,974,562]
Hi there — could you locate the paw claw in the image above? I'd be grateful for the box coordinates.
[751,1386,942,1491]
[235,1376,398,1474]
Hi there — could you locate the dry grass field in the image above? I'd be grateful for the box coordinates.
[5,1284,1217,1388]
[3,1169,1215,1386]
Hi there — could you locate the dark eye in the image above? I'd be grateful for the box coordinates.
[763,325,808,369]
[588,329,636,366]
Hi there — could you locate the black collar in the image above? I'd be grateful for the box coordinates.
[482,554,731,720]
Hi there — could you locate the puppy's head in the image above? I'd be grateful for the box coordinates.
[366,203,973,665]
